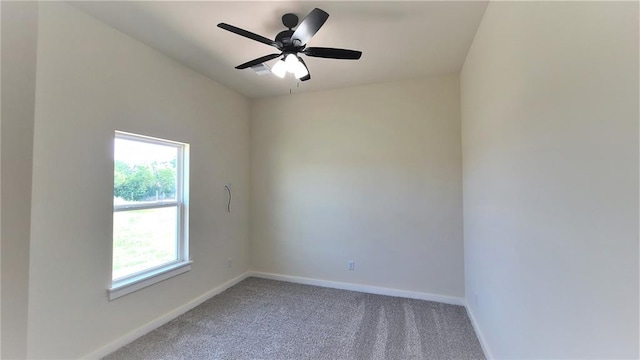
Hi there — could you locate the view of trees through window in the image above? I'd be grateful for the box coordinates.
[114,138,178,204]
[114,159,176,202]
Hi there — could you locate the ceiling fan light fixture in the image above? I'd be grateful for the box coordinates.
[271,59,287,78]
[293,58,309,79]
[284,54,298,73]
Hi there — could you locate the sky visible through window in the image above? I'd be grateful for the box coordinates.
[114,138,176,165]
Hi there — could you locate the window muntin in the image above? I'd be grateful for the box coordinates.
[111,131,189,297]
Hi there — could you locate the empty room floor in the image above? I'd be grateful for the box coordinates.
[105,278,485,359]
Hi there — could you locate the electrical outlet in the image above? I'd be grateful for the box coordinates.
[348,260,355,271]
[227,258,233,268]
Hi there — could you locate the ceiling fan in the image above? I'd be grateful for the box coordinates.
[217,8,362,82]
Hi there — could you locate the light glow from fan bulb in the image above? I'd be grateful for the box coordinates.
[293,59,308,79]
[271,59,287,78]
[284,54,298,70]
[272,54,308,79]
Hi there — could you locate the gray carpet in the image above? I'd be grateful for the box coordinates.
[105,277,485,359]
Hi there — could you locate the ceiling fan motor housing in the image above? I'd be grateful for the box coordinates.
[275,30,295,47]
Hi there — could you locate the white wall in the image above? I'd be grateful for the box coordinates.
[1,2,38,359]
[251,75,464,298]
[27,3,250,358]
[461,2,638,358]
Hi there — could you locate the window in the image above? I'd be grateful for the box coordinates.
[108,131,190,300]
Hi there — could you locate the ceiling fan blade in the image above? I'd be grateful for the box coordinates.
[303,47,362,60]
[298,58,311,81]
[235,53,281,69]
[217,23,280,48]
[291,8,329,45]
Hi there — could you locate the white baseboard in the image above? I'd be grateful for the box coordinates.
[464,301,494,360]
[248,271,466,306]
[83,271,250,360]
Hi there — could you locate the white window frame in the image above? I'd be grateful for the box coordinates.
[108,131,190,300]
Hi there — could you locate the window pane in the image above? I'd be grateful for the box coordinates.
[114,138,178,205]
[113,206,178,280]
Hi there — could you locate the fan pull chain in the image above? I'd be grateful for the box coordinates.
[289,80,301,95]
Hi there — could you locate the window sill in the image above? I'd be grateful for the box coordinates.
[108,261,192,301]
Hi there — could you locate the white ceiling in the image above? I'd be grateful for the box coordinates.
[70,1,488,99]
